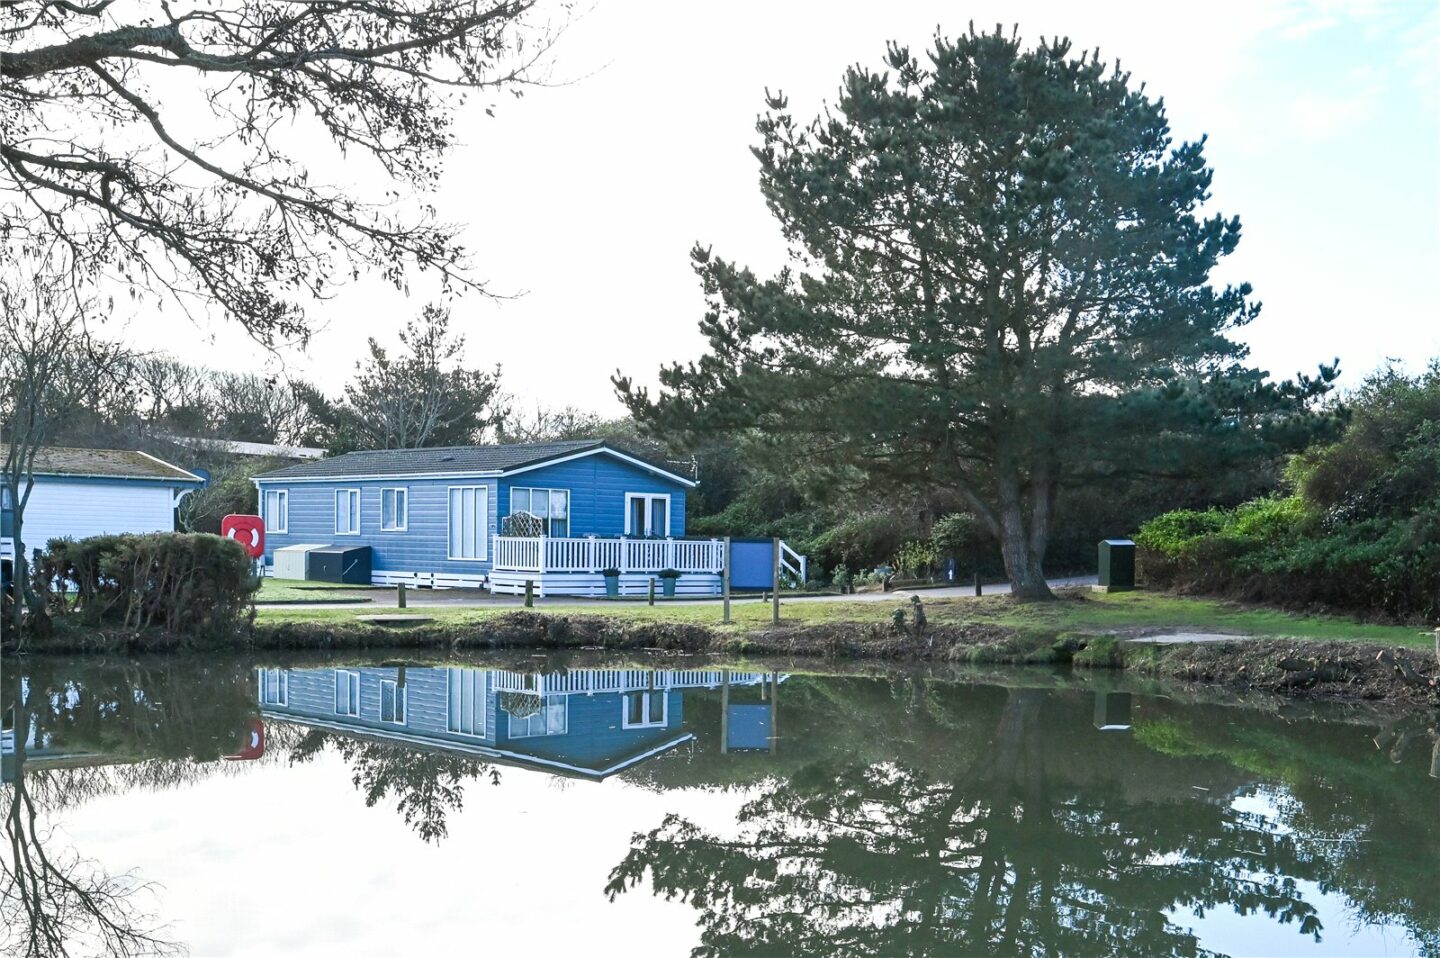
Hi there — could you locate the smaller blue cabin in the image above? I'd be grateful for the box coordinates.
[252,439,721,596]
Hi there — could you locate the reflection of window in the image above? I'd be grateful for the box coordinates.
[446,669,486,736]
[263,489,288,533]
[508,695,567,738]
[509,487,569,537]
[335,671,360,716]
[622,690,667,728]
[259,669,288,706]
[448,486,488,560]
[380,679,406,724]
[381,488,408,531]
[335,489,360,535]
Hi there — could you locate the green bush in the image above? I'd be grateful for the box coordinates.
[38,532,258,642]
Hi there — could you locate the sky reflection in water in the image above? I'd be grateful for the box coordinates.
[2,656,1436,957]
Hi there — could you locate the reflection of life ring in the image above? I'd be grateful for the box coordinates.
[225,719,266,761]
[221,514,266,559]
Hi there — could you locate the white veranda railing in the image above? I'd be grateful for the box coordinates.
[492,536,725,574]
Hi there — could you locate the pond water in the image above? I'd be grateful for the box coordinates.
[1,655,1436,957]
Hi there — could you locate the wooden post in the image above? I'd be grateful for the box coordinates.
[722,536,732,625]
[720,670,730,755]
[771,536,781,625]
[397,582,407,609]
[974,571,982,597]
[648,576,656,606]
[768,671,782,750]
[524,579,534,608]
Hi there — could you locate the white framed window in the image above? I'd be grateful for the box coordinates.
[508,695,567,738]
[334,670,360,716]
[446,669,486,736]
[624,493,671,537]
[263,489,288,533]
[447,485,489,560]
[381,488,408,531]
[622,690,668,729]
[379,678,406,724]
[508,487,570,537]
[258,668,288,706]
[335,488,360,535]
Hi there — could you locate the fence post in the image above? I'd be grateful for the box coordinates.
[722,536,732,625]
[648,577,656,606]
[771,536,781,625]
[524,579,534,608]
[398,582,407,609]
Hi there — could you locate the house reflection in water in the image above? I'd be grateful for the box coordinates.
[256,666,786,779]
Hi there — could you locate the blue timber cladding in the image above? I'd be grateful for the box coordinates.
[499,454,687,538]
[274,667,497,746]
[263,667,685,772]
[253,448,690,575]
[255,476,500,575]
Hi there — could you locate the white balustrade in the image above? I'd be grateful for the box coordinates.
[487,668,775,695]
[492,535,725,574]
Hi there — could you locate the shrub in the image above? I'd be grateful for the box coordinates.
[891,539,937,578]
[37,532,257,643]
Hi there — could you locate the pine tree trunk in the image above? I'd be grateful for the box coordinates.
[996,478,1055,602]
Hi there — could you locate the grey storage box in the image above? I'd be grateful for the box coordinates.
[307,545,372,585]
[273,544,330,580]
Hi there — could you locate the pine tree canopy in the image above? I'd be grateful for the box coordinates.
[615,27,1338,599]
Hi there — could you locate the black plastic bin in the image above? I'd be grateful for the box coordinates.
[306,545,372,585]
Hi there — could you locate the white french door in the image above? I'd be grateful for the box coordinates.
[625,493,670,537]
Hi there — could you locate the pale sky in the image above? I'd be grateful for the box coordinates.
[121,0,1440,415]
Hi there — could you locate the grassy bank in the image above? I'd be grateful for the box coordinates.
[13,589,1436,709]
[253,589,1434,648]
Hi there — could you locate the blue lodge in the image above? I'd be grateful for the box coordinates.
[257,666,784,779]
[251,439,762,596]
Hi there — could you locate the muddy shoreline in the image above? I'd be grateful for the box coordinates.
[9,611,1437,711]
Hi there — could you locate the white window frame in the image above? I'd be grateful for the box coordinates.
[380,487,408,532]
[508,487,570,537]
[334,670,360,717]
[445,669,487,737]
[258,668,288,707]
[379,678,407,725]
[508,695,568,738]
[334,488,361,536]
[447,485,489,561]
[624,492,672,537]
[263,489,288,533]
[622,690,668,729]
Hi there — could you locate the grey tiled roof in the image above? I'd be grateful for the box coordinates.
[252,439,690,483]
[2,445,203,482]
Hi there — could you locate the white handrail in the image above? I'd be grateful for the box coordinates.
[493,536,725,574]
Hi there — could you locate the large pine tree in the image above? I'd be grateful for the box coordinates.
[617,28,1334,599]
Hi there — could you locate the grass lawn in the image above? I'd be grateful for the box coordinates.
[253,578,379,605]
[254,588,1435,649]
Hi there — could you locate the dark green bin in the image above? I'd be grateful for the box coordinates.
[1097,539,1135,592]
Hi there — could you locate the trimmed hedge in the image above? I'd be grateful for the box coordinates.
[37,532,257,642]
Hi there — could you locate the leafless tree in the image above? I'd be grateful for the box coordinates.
[1,263,127,640]
[2,0,561,346]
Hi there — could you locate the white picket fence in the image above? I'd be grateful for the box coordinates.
[493,536,725,575]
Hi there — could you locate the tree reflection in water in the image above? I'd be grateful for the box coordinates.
[287,729,501,843]
[2,666,184,958]
[607,687,1436,958]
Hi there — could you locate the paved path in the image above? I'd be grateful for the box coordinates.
[258,575,1099,611]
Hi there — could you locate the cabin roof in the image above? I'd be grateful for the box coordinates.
[3,445,203,483]
[252,439,696,487]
